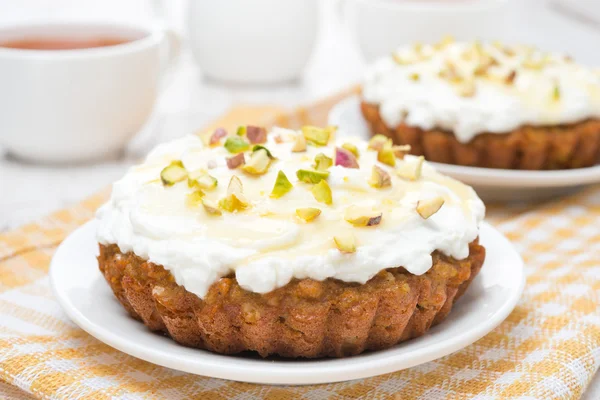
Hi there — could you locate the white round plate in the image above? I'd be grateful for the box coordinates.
[329,96,600,202]
[50,220,524,385]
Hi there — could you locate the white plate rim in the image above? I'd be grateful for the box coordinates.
[329,95,600,188]
[50,220,525,385]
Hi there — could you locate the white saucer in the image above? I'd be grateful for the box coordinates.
[329,96,600,202]
[50,220,524,385]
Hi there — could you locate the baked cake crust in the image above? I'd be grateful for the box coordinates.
[98,241,485,358]
[361,101,600,170]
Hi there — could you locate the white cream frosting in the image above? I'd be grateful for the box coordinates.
[363,40,600,142]
[96,128,485,298]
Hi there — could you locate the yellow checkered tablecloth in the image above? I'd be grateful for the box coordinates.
[1,90,600,399]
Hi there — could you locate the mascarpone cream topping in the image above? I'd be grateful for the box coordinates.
[363,39,600,142]
[96,127,485,298]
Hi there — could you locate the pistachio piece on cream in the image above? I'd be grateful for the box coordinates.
[334,232,356,253]
[302,125,334,146]
[311,180,332,205]
[219,176,249,212]
[456,80,476,97]
[313,153,333,171]
[344,205,382,227]
[296,169,329,184]
[236,126,246,136]
[505,70,517,85]
[377,147,396,167]
[246,126,267,144]
[396,156,424,181]
[368,134,390,151]
[224,136,250,153]
[160,161,187,186]
[208,128,227,146]
[202,198,222,216]
[186,190,205,208]
[270,171,293,198]
[296,207,321,222]
[242,149,271,175]
[553,84,561,101]
[335,147,359,169]
[417,196,445,219]
[291,134,307,152]
[188,170,218,190]
[226,153,245,169]
[252,145,275,159]
[368,165,391,188]
[341,142,359,158]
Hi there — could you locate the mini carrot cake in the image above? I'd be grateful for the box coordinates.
[96,125,485,358]
[361,38,600,169]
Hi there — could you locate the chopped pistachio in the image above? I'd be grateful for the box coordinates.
[291,134,307,152]
[209,128,227,146]
[311,180,332,205]
[229,175,244,194]
[252,145,275,159]
[552,84,560,101]
[313,153,333,171]
[224,136,250,153]
[236,126,246,136]
[377,147,396,167]
[435,35,455,49]
[333,232,356,253]
[246,126,267,144]
[393,145,411,159]
[226,153,245,169]
[296,169,329,184]
[186,190,205,208]
[219,176,249,212]
[202,198,222,216]
[160,161,187,186]
[296,207,321,222]
[523,59,544,70]
[396,156,425,181]
[344,205,382,227]
[505,70,517,85]
[270,170,293,198]
[335,147,359,168]
[502,47,516,57]
[439,61,461,83]
[392,53,410,65]
[417,196,445,219]
[302,125,333,146]
[242,149,271,175]
[369,165,391,188]
[341,143,359,158]
[188,170,218,190]
[368,134,391,151]
[473,63,488,77]
[456,80,476,97]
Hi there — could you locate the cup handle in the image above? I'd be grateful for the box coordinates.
[157,27,182,94]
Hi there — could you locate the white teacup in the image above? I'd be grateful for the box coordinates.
[187,0,319,84]
[343,0,511,63]
[0,21,179,163]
